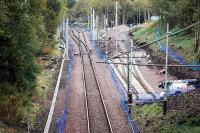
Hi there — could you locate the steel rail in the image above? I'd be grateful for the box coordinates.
[117,57,156,95]
[110,59,139,95]
[80,30,113,133]
[70,29,113,133]
[69,30,90,133]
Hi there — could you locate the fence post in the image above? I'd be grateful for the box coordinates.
[163,23,170,116]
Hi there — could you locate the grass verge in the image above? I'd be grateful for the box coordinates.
[132,102,200,133]
[132,22,198,62]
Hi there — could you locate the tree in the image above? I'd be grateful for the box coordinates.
[0,0,67,125]
[67,0,76,8]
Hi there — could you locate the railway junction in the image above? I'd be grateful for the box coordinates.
[44,21,200,133]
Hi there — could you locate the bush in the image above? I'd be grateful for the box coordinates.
[42,47,52,55]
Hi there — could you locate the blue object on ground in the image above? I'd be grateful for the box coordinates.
[156,28,200,71]
[87,30,140,133]
[56,39,75,133]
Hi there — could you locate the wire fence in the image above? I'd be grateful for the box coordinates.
[109,65,140,133]
[86,30,140,133]
[156,28,200,71]
[56,39,75,133]
[55,23,197,132]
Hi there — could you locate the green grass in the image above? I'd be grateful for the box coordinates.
[132,103,163,132]
[16,102,39,125]
[134,27,155,43]
[36,41,61,99]
[132,103,200,133]
[132,22,199,132]
[132,21,198,62]
[159,119,200,133]
[35,69,53,98]
[138,103,162,119]
[51,47,61,57]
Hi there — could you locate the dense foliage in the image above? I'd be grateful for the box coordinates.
[67,0,76,8]
[70,0,200,54]
[70,0,200,27]
[0,0,67,125]
[152,0,200,26]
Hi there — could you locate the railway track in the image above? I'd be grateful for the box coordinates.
[112,55,156,97]
[110,59,139,95]
[70,29,113,133]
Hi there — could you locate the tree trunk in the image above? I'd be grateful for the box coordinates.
[195,23,200,53]
[122,11,125,24]
[139,7,141,24]
[122,8,126,25]
[194,24,200,63]
[196,33,200,53]
[147,9,151,21]
[144,9,147,22]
